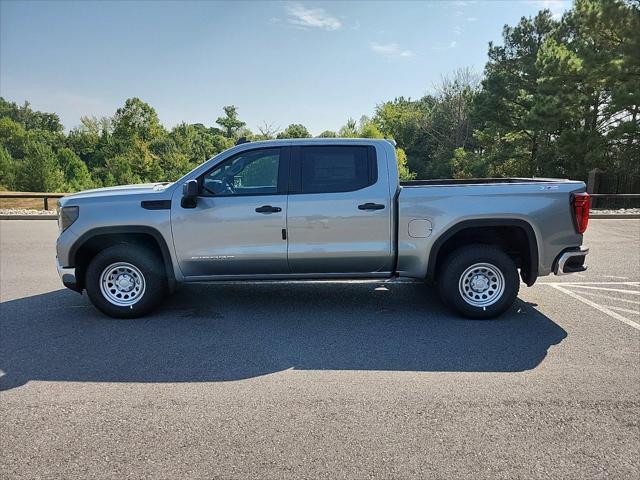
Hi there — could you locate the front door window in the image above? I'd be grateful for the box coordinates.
[202,149,281,196]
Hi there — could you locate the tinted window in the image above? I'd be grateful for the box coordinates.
[300,146,373,194]
[202,148,280,196]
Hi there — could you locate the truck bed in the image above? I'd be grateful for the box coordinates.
[400,178,572,187]
[395,177,585,279]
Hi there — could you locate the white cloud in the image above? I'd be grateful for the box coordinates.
[285,3,342,30]
[531,0,571,19]
[431,41,458,51]
[453,25,463,35]
[370,42,415,59]
[466,17,478,22]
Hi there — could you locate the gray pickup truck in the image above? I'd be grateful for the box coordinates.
[56,138,590,319]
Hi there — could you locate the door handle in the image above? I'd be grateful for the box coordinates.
[255,205,282,213]
[358,203,385,211]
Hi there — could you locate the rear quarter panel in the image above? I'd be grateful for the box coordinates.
[397,182,586,278]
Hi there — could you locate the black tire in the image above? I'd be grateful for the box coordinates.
[85,244,166,319]
[437,245,519,319]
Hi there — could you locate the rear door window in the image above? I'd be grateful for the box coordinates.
[298,146,376,194]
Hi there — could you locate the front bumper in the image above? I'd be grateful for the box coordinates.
[554,246,589,275]
[56,257,81,291]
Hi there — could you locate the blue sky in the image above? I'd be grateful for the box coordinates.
[0,0,571,135]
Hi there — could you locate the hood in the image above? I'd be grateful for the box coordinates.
[62,182,173,202]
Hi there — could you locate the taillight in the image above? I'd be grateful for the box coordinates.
[572,192,590,234]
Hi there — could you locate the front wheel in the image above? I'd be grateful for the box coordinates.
[85,244,166,319]
[437,245,519,319]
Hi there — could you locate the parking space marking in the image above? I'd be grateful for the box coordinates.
[545,282,640,331]
[607,305,640,315]
[580,291,640,305]
[566,285,640,295]
[569,291,640,305]
[546,281,639,285]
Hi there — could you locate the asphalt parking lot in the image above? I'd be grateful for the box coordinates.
[1,219,638,479]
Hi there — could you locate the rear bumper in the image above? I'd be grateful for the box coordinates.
[56,257,81,292]
[554,246,589,275]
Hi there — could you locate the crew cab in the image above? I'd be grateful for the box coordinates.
[56,138,590,319]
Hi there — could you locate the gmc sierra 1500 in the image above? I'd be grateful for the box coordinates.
[56,138,590,319]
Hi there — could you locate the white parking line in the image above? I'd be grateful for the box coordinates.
[607,305,640,315]
[564,291,640,305]
[566,285,640,295]
[542,281,640,285]
[545,282,640,332]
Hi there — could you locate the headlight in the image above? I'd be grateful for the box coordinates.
[58,206,79,232]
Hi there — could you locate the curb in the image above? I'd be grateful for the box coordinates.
[590,214,640,219]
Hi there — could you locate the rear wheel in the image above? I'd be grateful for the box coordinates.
[437,245,519,319]
[85,244,166,318]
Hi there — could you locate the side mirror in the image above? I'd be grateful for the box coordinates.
[181,179,199,208]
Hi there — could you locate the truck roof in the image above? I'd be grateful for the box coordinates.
[232,138,395,149]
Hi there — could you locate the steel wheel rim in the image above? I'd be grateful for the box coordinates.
[458,262,505,307]
[99,262,146,307]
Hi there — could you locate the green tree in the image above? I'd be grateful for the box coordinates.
[14,141,65,192]
[99,98,167,185]
[317,130,337,138]
[338,118,358,138]
[103,154,141,186]
[396,147,416,181]
[533,0,640,177]
[112,97,165,143]
[358,116,385,139]
[277,123,311,139]
[450,147,489,179]
[0,117,27,159]
[254,121,280,140]
[0,97,63,133]
[474,11,560,176]
[470,0,639,179]
[58,147,94,191]
[374,96,435,176]
[168,122,227,167]
[374,70,479,179]
[424,69,481,177]
[216,105,246,139]
[0,146,16,189]
[149,136,193,181]
[66,116,112,170]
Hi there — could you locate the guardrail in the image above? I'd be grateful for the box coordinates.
[589,194,640,198]
[0,192,66,210]
[589,193,640,210]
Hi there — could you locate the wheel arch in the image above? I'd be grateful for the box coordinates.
[426,219,539,286]
[68,226,176,292]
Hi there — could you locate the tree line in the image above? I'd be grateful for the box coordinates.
[0,0,637,193]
